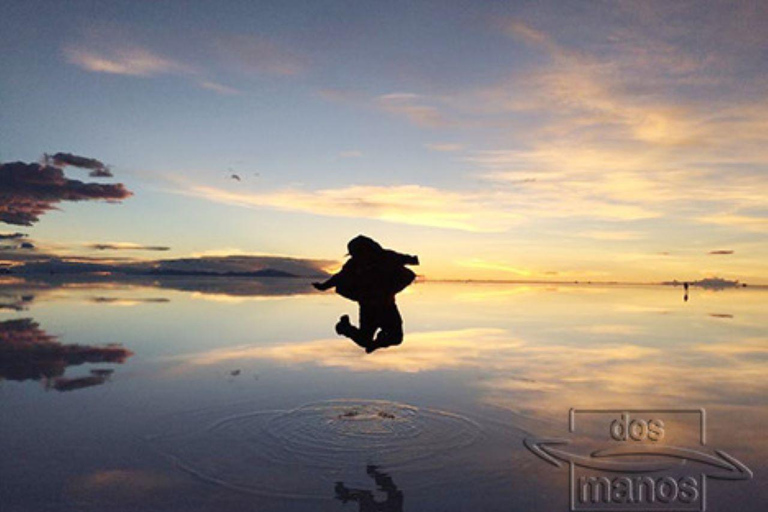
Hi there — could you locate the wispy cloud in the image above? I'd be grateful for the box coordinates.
[198,81,240,95]
[0,233,27,240]
[176,182,524,232]
[456,259,532,277]
[64,46,191,76]
[577,231,644,241]
[450,18,768,233]
[47,152,114,178]
[425,143,463,152]
[64,40,254,95]
[213,35,306,76]
[376,93,450,128]
[177,329,520,373]
[697,213,768,233]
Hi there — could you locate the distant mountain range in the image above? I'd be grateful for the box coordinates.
[0,255,331,279]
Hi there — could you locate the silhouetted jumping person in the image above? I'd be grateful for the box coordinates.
[313,235,419,353]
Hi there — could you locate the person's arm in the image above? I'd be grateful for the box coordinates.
[312,272,340,291]
[386,250,419,266]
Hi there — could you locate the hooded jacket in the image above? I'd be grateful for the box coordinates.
[332,235,418,301]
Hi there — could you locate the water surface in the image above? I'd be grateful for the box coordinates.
[1,280,765,511]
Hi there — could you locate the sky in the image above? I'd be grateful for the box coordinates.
[1,0,767,283]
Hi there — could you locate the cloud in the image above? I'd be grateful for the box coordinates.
[419,17,768,234]
[0,161,132,226]
[696,213,768,233]
[214,35,305,76]
[577,231,644,241]
[176,168,680,230]
[319,89,453,129]
[179,329,520,373]
[64,43,240,95]
[87,243,170,251]
[176,327,659,376]
[456,259,532,277]
[317,88,366,103]
[47,152,114,178]
[0,318,132,384]
[177,182,524,232]
[376,93,449,128]
[49,152,107,171]
[339,150,363,158]
[52,372,111,392]
[0,232,27,240]
[425,143,463,152]
[198,80,241,95]
[64,46,191,76]
[69,469,180,496]
[708,250,734,255]
[0,291,35,311]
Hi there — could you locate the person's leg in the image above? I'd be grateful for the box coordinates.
[356,302,377,347]
[336,302,376,348]
[373,300,403,347]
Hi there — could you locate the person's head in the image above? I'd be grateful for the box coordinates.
[347,235,383,259]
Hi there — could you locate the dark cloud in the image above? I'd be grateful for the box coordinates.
[0,292,35,311]
[0,237,35,252]
[49,152,108,172]
[708,250,734,255]
[0,233,27,240]
[88,243,170,251]
[52,372,111,392]
[0,161,132,226]
[89,168,114,178]
[50,152,116,178]
[0,318,132,385]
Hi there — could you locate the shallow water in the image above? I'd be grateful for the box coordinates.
[1,280,765,511]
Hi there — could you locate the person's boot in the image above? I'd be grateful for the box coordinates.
[335,315,352,336]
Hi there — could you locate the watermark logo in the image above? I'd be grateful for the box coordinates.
[524,409,752,511]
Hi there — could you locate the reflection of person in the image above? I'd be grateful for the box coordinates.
[313,235,419,353]
[334,465,404,512]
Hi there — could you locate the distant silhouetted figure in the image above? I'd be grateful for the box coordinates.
[313,235,419,353]
[334,465,404,512]
[684,282,689,302]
